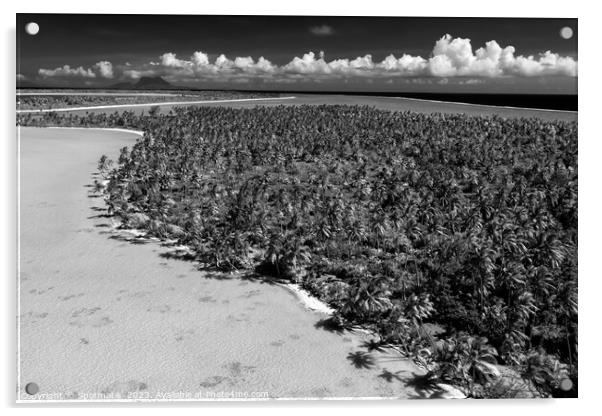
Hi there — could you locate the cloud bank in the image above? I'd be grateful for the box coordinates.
[36,34,577,84]
[38,61,114,79]
[39,65,96,78]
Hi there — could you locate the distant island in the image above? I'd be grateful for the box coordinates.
[17,76,174,91]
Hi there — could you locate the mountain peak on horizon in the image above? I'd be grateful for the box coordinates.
[133,76,172,89]
[106,76,173,90]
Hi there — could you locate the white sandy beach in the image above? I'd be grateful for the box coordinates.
[16,97,297,114]
[18,127,437,401]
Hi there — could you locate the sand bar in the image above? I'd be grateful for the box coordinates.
[16,97,297,114]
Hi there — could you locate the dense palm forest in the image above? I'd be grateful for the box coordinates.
[18,105,577,398]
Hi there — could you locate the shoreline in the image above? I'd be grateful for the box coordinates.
[19,124,434,400]
[16,96,297,114]
[110,225,336,315]
[94,224,466,402]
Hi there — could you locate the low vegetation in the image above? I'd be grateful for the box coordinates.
[18,105,578,398]
[16,90,278,110]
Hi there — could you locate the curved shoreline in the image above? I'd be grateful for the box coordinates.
[45,126,145,136]
[18,126,440,401]
[28,126,335,316]
[17,96,297,113]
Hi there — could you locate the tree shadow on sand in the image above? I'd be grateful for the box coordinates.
[378,368,406,383]
[360,339,387,352]
[159,250,196,262]
[314,316,348,335]
[347,351,375,369]
[199,270,279,285]
[109,234,151,245]
[88,214,112,219]
[403,372,447,399]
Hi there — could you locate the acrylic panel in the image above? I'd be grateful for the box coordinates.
[16,13,578,402]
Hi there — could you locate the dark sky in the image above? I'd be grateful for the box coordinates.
[16,14,578,93]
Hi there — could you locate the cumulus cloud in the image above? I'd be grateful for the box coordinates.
[278,35,577,78]
[94,61,114,78]
[37,34,577,84]
[427,35,577,77]
[160,52,189,68]
[282,52,427,78]
[283,51,333,74]
[309,24,334,36]
[132,51,277,79]
[377,54,428,75]
[38,61,116,79]
[39,65,96,78]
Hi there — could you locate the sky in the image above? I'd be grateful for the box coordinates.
[16,14,578,94]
